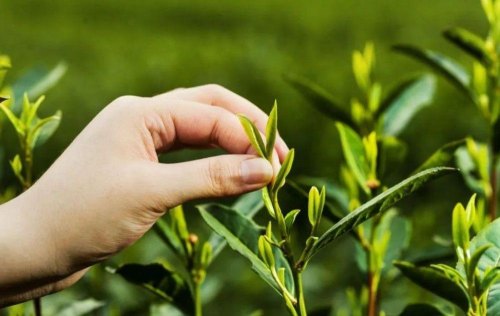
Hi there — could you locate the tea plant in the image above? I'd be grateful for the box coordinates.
[396,195,500,315]
[394,0,500,230]
[285,42,466,315]
[198,101,453,315]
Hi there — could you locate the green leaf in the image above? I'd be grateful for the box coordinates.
[110,263,192,313]
[238,115,266,157]
[306,167,455,260]
[443,27,493,67]
[455,147,487,195]
[57,298,105,316]
[0,102,24,135]
[284,209,301,235]
[399,303,447,316]
[336,122,370,194]
[452,203,469,250]
[394,261,469,311]
[12,63,67,111]
[466,218,500,314]
[198,203,294,295]
[414,139,465,174]
[265,102,278,160]
[284,73,356,127]
[30,110,62,148]
[379,75,436,136]
[393,45,472,100]
[153,217,184,257]
[272,149,295,192]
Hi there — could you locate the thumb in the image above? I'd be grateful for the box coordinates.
[151,155,273,206]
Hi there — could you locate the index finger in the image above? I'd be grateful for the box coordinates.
[152,84,290,161]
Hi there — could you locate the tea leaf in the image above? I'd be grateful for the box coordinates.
[272,149,295,193]
[238,115,266,157]
[393,45,472,100]
[399,303,447,316]
[30,110,62,148]
[394,261,469,311]
[336,122,370,194]
[379,74,436,136]
[414,139,465,174]
[265,102,278,160]
[110,263,192,313]
[284,209,300,235]
[443,27,493,67]
[57,298,105,316]
[0,102,24,135]
[307,167,455,260]
[452,203,469,250]
[12,62,67,112]
[154,217,184,257]
[198,203,295,295]
[284,73,356,128]
[465,218,500,314]
[208,191,263,260]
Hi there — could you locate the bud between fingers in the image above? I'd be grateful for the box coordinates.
[240,158,273,185]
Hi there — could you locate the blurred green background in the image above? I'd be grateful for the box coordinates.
[0,0,491,315]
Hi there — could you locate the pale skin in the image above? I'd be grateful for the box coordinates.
[0,84,289,306]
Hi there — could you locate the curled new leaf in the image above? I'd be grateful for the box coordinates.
[239,115,266,157]
[272,149,295,193]
[266,102,278,160]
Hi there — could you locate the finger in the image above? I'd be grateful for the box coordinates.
[153,84,290,161]
[145,155,273,206]
[147,100,265,158]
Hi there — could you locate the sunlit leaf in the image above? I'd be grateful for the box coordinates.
[394,261,469,311]
[284,73,356,127]
[272,149,295,192]
[266,102,278,160]
[306,167,455,260]
[379,75,436,136]
[30,110,62,148]
[336,122,370,194]
[239,115,266,157]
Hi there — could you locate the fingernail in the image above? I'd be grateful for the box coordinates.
[241,158,273,184]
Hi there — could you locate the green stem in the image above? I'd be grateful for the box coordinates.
[295,271,307,316]
[194,281,202,316]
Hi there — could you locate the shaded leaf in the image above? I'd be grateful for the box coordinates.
[198,203,294,295]
[153,217,184,257]
[414,139,465,174]
[57,298,105,316]
[12,62,67,111]
[110,263,192,313]
[336,122,370,194]
[443,27,492,67]
[399,303,446,316]
[393,45,472,100]
[284,73,356,127]
[306,167,455,260]
[394,261,469,311]
[379,75,436,136]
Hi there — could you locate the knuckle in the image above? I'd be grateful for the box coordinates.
[202,83,227,96]
[206,159,233,196]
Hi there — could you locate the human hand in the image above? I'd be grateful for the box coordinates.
[0,84,288,304]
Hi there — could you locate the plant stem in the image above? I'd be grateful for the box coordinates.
[488,155,498,221]
[194,281,202,316]
[33,298,41,316]
[295,271,307,316]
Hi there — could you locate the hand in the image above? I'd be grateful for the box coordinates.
[0,84,289,305]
